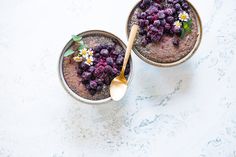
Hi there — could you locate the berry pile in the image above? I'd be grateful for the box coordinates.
[137,0,190,46]
[76,44,130,95]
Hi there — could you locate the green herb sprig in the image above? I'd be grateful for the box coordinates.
[64,35,87,57]
[181,19,192,39]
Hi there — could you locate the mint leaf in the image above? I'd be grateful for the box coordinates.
[78,44,86,50]
[185,19,192,32]
[185,25,191,33]
[180,29,186,39]
[186,27,191,33]
[79,40,84,45]
[181,19,192,38]
[183,22,189,30]
[187,19,192,26]
[72,35,82,42]
[64,49,74,57]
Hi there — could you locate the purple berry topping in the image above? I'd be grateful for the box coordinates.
[76,44,130,96]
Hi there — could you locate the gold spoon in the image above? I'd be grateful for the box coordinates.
[110,25,139,101]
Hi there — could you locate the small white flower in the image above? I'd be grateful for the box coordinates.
[174,20,182,28]
[85,56,94,66]
[73,56,83,62]
[178,11,190,22]
[87,49,94,56]
[79,48,88,58]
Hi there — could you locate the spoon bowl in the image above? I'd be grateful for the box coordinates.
[110,75,128,101]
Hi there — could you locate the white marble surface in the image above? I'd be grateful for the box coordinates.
[0,0,236,156]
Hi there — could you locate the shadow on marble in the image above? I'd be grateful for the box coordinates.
[93,101,126,132]
[130,60,195,106]
[61,99,128,144]
[157,61,195,93]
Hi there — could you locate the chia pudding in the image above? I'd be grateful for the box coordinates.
[62,32,131,101]
[127,0,201,64]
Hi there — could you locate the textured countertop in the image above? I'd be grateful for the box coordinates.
[0,0,236,156]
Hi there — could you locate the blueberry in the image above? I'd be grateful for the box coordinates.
[164,23,171,30]
[173,0,179,3]
[139,29,147,35]
[94,53,100,58]
[166,16,174,23]
[147,31,152,37]
[140,3,145,9]
[182,3,189,9]
[153,3,161,9]
[150,26,158,32]
[104,76,111,85]
[100,49,109,57]
[158,11,165,19]
[112,68,119,76]
[153,20,161,27]
[173,26,181,33]
[93,45,102,53]
[96,85,103,92]
[175,3,181,10]
[172,8,176,14]
[144,20,149,26]
[96,78,103,86]
[89,80,97,89]
[81,72,92,81]
[138,19,145,28]
[116,55,124,65]
[142,0,151,6]
[147,24,153,30]
[137,12,142,19]
[104,65,113,74]
[88,66,95,73]
[164,8,173,15]
[85,83,91,90]
[111,50,119,56]
[160,19,166,26]
[93,58,99,64]
[140,12,147,19]
[107,45,115,51]
[141,37,148,46]
[147,16,154,22]
[80,62,89,70]
[106,57,113,65]
[146,6,158,15]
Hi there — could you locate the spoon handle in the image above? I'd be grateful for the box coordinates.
[121,24,139,75]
